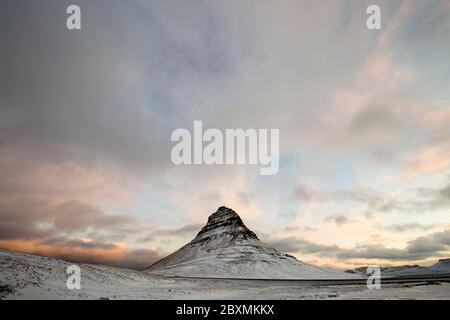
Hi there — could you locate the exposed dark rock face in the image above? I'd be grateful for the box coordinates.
[191,206,259,245]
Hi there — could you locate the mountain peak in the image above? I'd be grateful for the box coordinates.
[193,206,258,244]
[209,206,236,218]
[207,206,240,224]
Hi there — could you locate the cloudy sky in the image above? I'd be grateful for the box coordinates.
[1,0,450,270]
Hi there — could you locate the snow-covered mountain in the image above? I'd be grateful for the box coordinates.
[145,206,356,279]
[428,258,450,273]
[347,265,426,276]
[348,258,450,276]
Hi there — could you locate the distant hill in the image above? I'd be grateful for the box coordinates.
[347,258,450,276]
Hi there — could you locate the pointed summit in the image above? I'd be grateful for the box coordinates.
[193,207,258,244]
[146,207,356,279]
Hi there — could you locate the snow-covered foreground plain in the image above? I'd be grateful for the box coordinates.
[1,249,450,300]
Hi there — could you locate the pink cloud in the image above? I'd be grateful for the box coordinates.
[404,144,450,177]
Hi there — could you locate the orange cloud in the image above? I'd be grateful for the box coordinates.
[0,239,164,270]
